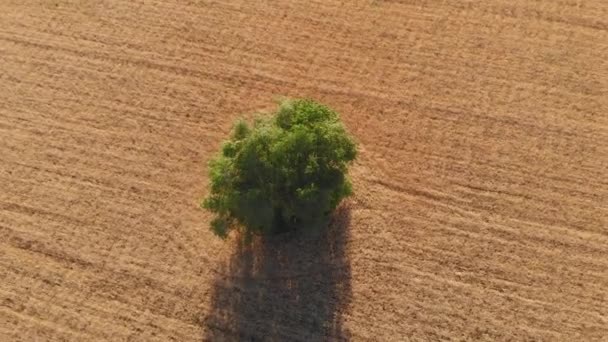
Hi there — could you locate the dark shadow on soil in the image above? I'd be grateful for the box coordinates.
[201,204,352,341]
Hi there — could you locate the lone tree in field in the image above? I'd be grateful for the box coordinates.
[202,99,357,238]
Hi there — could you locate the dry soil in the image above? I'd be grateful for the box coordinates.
[1,1,607,341]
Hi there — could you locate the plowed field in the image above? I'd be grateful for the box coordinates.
[1,1,607,341]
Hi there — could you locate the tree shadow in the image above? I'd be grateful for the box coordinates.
[201,204,352,341]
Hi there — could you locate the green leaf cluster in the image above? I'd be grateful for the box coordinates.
[202,99,357,238]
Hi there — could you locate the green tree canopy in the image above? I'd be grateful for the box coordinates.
[202,99,357,238]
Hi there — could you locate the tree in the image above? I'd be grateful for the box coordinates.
[202,98,357,238]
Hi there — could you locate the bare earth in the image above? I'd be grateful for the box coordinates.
[1,1,607,341]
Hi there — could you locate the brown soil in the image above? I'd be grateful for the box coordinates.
[1,1,607,341]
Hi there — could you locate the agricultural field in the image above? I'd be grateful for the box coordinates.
[1,0,607,341]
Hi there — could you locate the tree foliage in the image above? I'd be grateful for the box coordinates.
[202,99,357,238]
